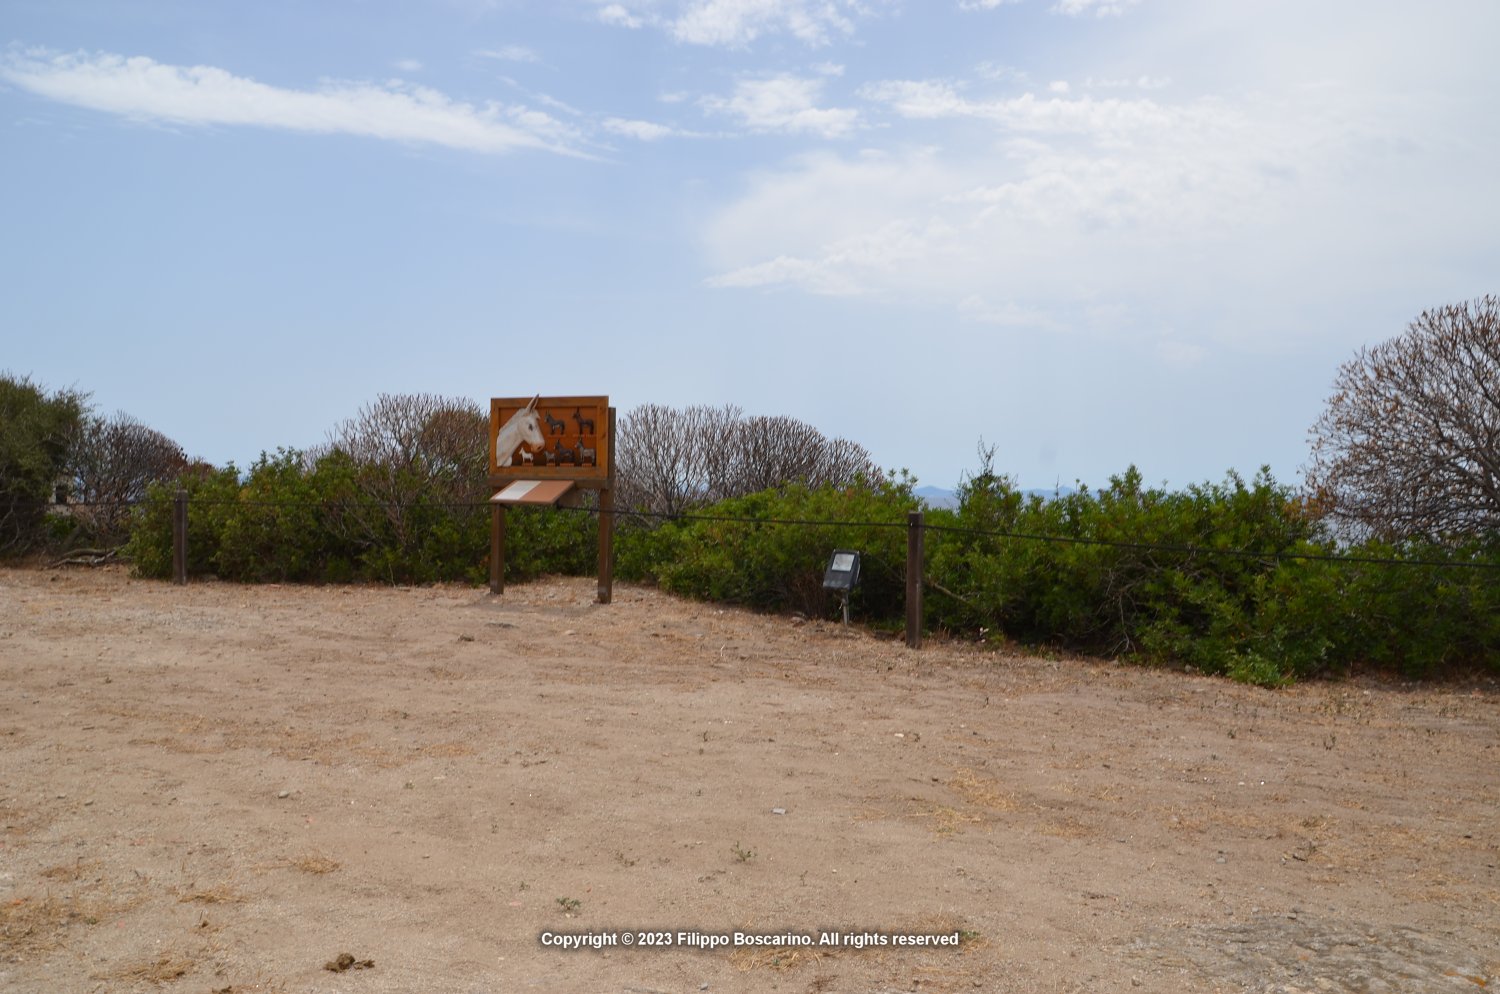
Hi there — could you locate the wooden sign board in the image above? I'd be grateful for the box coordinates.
[490,480,577,506]
[489,395,611,486]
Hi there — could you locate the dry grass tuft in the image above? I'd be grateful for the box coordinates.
[40,860,95,883]
[728,944,831,972]
[1036,816,1095,839]
[909,802,985,836]
[256,853,342,875]
[2,878,140,956]
[102,951,195,985]
[909,913,988,953]
[175,882,243,905]
[418,741,476,758]
[945,768,1018,812]
[290,854,341,875]
[0,800,48,841]
[3,894,82,954]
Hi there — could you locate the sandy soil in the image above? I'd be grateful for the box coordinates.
[1,566,1497,994]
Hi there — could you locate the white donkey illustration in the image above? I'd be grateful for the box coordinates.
[495,395,546,467]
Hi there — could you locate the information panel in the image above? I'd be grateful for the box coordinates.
[489,395,611,485]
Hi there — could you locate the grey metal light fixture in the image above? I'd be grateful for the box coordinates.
[822,549,861,625]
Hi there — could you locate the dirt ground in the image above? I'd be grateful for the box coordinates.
[1,566,1497,994]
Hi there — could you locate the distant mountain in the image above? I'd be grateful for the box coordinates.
[914,485,960,509]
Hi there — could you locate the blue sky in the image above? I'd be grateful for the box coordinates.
[4,0,1496,493]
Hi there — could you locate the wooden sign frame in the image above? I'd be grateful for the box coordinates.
[489,395,612,486]
[487,396,615,604]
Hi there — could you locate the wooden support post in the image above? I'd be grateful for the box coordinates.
[906,510,924,649]
[489,503,506,595]
[172,489,188,585]
[597,487,614,604]
[596,406,616,604]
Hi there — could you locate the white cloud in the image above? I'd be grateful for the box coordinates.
[701,74,859,138]
[1155,339,1208,368]
[958,295,1060,329]
[1086,75,1171,91]
[707,215,958,295]
[672,0,859,46]
[602,116,677,140]
[975,61,1028,84]
[597,3,645,28]
[855,79,970,119]
[704,146,963,294]
[960,0,1134,16]
[0,48,585,156]
[1052,0,1141,16]
[394,58,423,73]
[702,67,1495,351]
[860,79,1211,145]
[699,0,1500,366]
[475,45,541,63]
[592,0,872,47]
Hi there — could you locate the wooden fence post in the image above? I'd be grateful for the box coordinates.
[906,510,924,649]
[489,504,505,595]
[597,487,614,604]
[172,489,188,585]
[597,406,617,604]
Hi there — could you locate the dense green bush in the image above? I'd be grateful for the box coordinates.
[0,374,87,556]
[929,467,1308,636]
[922,465,1498,684]
[110,390,1497,686]
[617,474,920,620]
[504,502,601,581]
[126,462,242,578]
[125,447,603,585]
[1252,539,1500,681]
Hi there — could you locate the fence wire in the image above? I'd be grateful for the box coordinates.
[19,495,1500,572]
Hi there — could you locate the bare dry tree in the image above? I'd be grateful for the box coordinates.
[695,403,745,504]
[67,412,187,542]
[327,393,488,491]
[731,415,827,495]
[1305,295,1500,540]
[323,393,489,549]
[616,403,880,517]
[615,403,718,517]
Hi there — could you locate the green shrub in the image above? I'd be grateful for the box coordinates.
[1254,540,1500,680]
[0,374,87,556]
[502,502,598,581]
[115,420,1498,685]
[640,474,919,619]
[923,464,1498,684]
[125,463,242,578]
[124,448,603,585]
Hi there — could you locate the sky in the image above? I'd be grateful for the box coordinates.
[3,0,1497,493]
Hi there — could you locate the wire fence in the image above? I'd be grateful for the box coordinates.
[18,494,1500,572]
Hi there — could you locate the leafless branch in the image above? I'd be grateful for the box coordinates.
[1305,295,1500,540]
[616,404,880,517]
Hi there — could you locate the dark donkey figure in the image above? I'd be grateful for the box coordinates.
[553,439,577,465]
[543,410,567,435]
[572,407,595,436]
